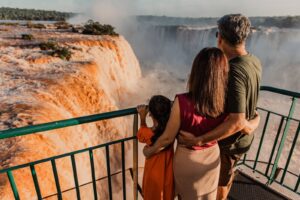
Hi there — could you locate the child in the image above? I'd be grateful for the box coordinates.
[137,95,174,200]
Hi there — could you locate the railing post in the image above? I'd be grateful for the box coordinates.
[268,97,297,185]
[7,171,20,200]
[133,113,139,200]
[253,111,270,170]
[280,122,300,184]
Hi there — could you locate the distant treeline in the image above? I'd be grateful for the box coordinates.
[137,15,300,29]
[0,7,76,21]
[250,16,300,28]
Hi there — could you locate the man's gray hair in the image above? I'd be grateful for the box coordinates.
[218,14,251,46]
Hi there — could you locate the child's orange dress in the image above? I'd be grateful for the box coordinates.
[137,126,174,200]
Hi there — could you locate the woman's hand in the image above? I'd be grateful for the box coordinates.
[178,130,203,147]
[143,145,154,158]
[137,104,149,119]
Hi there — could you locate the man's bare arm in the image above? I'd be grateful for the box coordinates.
[179,113,246,147]
[200,113,246,144]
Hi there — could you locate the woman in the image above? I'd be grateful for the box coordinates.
[143,47,259,199]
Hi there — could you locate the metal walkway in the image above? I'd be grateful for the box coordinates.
[229,171,289,200]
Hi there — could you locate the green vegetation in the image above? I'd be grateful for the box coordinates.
[21,34,34,40]
[51,47,72,60]
[0,7,75,21]
[0,22,19,26]
[54,21,71,29]
[82,20,118,36]
[27,21,46,29]
[39,41,58,50]
[251,16,300,28]
[39,41,72,61]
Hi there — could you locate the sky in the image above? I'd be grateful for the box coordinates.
[0,0,299,17]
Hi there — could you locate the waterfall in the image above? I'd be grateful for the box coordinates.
[129,25,300,92]
[0,25,141,199]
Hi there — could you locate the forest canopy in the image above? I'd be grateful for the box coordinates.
[0,7,76,21]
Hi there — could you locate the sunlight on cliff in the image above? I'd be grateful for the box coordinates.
[0,24,141,199]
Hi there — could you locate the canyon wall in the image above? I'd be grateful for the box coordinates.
[0,25,141,199]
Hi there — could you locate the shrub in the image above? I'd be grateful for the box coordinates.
[21,34,34,40]
[27,21,46,29]
[39,41,72,61]
[0,22,19,26]
[82,20,118,36]
[39,41,58,50]
[55,21,71,29]
[51,47,72,61]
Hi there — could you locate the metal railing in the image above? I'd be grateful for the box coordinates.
[0,86,299,199]
[240,86,300,195]
[0,108,139,200]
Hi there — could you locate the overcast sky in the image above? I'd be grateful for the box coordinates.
[0,0,299,17]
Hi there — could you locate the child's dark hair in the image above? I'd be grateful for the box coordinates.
[148,95,172,144]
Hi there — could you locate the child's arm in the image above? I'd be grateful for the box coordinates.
[137,104,149,127]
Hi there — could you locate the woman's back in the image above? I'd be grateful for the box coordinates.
[177,93,226,149]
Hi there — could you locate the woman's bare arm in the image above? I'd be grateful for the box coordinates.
[143,97,180,158]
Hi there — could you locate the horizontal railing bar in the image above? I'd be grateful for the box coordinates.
[240,159,299,177]
[0,136,135,173]
[0,108,137,140]
[279,183,299,194]
[43,167,135,200]
[0,87,297,141]
[242,164,299,195]
[260,86,300,98]
[257,107,300,122]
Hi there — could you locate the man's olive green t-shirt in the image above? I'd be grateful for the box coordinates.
[218,54,262,154]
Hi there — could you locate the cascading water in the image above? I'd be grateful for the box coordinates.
[129,24,300,92]
[0,24,141,199]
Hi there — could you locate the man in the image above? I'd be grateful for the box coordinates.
[179,14,262,200]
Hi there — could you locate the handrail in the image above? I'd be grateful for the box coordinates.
[0,86,298,140]
[260,86,300,98]
[0,136,135,174]
[0,85,299,197]
[0,107,137,140]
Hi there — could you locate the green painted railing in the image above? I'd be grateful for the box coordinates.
[0,86,299,199]
[0,108,139,200]
[241,86,300,195]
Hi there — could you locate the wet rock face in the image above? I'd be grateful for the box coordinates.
[0,24,141,199]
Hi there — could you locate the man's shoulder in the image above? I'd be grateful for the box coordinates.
[230,54,262,76]
[231,54,261,66]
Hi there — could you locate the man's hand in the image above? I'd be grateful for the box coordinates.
[178,131,202,147]
[241,111,260,135]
